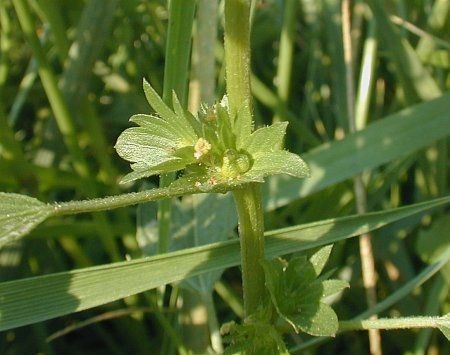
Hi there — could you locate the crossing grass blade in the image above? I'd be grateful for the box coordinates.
[0,196,449,331]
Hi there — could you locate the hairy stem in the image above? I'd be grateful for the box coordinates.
[339,316,449,332]
[232,184,266,317]
[225,0,266,318]
[224,0,252,118]
[53,185,203,216]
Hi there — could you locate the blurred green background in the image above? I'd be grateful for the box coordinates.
[0,0,449,354]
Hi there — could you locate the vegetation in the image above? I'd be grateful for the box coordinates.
[0,0,449,353]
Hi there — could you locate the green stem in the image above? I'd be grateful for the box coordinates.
[232,184,266,317]
[413,275,448,354]
[224,0,252,118]
[339,316,449,332]
[53,185,202,216]
[225,0,265,318]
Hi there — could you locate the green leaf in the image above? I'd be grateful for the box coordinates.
[119,159,188,184]
[129,114,180,142]
[0,193,53,248]
[115,81,201,183]
[1,197,449,330]
[416,214,450,284]
[223,320,288,355]
[115,128,177,162]
[242,122,288,155]
[262,250,342,336]
[143,79,196,142]
[171,91,203,136]
[321,279,350,299]
[309,245,333,276]
[289,302,338,337]
[246,150,310,181]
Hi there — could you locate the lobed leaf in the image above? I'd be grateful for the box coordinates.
[262,246,343,337]
[115,81,202,183]
[142,79,196,142]
[129,114,180,142]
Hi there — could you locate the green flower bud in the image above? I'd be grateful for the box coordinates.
[221,149,251,178]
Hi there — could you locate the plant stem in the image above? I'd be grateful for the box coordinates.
[232,184,266,317]
[224,0,252,119]
[339,316,449,332]
[53,185,202,216]
[413,275,448,354]
[225,0,266,318]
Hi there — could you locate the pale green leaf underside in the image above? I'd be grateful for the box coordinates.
[243,121,288,155]
[115,80,200,183]
[246,150,310,180]
[129,114,180,142]
[142,79,196,142]
[0,193,54,249]
[120,159,188,184]
[0,197,449,331]
[116,130,176,163]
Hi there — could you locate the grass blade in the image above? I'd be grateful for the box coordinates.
[264,93,450,210]
[0,196,449,331]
